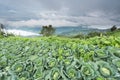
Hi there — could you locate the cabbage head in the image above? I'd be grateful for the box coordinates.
[51,68,61,80]
[97,61,116,78]
[12,62,24,74]
[81,62,97,80]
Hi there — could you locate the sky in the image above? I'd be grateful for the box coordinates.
[0,0,120,28]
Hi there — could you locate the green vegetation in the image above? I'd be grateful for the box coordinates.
[69,25,120,39]
[0,23,15,38]
[0,23,6,37]
[0,24,120,79]
[110,25,117,32]
[40,25,55,36]
[0,34,120,79]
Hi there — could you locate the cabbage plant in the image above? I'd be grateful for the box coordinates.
[80,62,97,80]
[97,61,116,78]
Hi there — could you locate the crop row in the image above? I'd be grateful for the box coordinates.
[0,37,120,80]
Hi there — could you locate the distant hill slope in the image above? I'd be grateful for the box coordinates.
[54,26,107,37]
[6,26,107,36]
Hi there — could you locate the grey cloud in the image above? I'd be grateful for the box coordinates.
[0,0,120,27]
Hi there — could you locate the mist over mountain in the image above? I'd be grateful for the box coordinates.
[5,25,108,36]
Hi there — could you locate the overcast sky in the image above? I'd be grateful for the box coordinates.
[0,0,120,28]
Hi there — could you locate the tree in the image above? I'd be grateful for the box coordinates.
[0,23,15,37]
[40,25,55,36]
[0,23,4,29]
[110,25,117,31]
[0,23,5,35]
[87,31,101,38]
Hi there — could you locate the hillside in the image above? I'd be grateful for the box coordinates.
[6,26,106,37]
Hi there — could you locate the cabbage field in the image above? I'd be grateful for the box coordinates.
[0,36,120,80]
